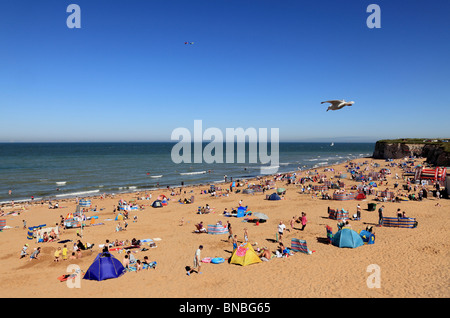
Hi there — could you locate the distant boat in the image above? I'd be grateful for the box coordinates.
[330,142,334,146]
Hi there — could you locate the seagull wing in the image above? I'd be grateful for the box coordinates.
[321,100,343,106]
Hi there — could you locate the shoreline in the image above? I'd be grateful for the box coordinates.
[0,156,372,207]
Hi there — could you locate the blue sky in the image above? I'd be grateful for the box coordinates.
[0,0,449,142]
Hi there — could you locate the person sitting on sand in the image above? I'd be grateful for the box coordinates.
[122,254,130,269]
[142,256,157,269]
[126,250,137,264]
[49,229,57,241]
[195,221,208,233]
[131,238,140,246]
[135,260,142,272]
[259,247,272,261]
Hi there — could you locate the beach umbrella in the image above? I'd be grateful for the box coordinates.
[252,212,269,221]
[277,188,286,194]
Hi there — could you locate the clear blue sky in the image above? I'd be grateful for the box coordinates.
[0,0,449,142]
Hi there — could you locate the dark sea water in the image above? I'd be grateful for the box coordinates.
[0,142,374,203]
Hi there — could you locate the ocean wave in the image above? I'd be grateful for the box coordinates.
[260,165,280,169]
[150,175,163,178]
[180,171,206,175]
[55,189,100,198]
[56,181,67,186]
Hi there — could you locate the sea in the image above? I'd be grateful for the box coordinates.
[0,142,375,204]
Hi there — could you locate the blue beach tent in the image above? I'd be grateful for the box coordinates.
[83,252,126,281]
[236,206,249,217]
[331,228,364,248]
[268,193,281,201]
[359,230,375,245]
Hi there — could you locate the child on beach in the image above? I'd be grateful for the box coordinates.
[227,221,233,241]
[300,212,307,231]
[62,245,68,260]
[54,247,61,262]
[232,235,238,250]
[20,244,29,259]
[29,247,41,261]
[290,216,296,231]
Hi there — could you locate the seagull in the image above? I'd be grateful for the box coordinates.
[321,100,355,111]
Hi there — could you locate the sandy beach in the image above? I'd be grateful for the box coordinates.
[1,157,449,298]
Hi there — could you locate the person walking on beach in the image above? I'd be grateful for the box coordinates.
[378,205,384,226]
[243,228,248,243]
[227,221,233,242]
[300,212,307,231]
[187,245,203,275]
[278,221,286,242]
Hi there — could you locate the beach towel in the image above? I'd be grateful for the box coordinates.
[58,239,72,244]
[291,238,314,255]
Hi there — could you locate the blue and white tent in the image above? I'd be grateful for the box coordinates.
[331,228,364,248]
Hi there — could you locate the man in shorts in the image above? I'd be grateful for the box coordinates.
[187,245,203,275]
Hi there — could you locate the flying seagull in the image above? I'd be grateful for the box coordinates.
[321,100,355,111]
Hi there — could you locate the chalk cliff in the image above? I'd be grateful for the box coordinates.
[373,140,450,166]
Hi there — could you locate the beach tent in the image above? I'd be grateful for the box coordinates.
[115,214,124,221]
[356,193,366,200]
[331,228,364,248]
[359,230,375,245]
[267,193,281,201]
[277,188,286,195]
[83,252,126,281]
[152,200,163,208]
[229,243,262,266]
[236,206,249,218]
